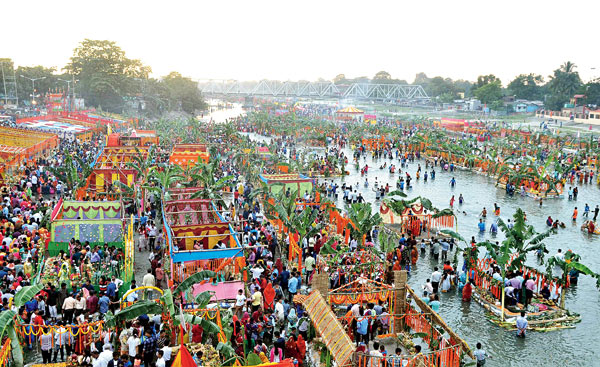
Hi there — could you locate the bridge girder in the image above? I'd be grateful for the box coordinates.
[198,80,429,100]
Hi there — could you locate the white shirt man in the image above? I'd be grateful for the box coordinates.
[553,250,565,278]
[431,270,442,284]
[275,299,285,322]
[98,345,113,366]
[235,291,247,308]
[127,334,140,357]
[162,345,172,362]
[142,271,155,287]
[250,265,264,280]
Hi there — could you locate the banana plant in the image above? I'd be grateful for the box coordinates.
[264,190,324,257]
[48,152,94,194]
[188,161,234,208]
[347,202,382,245]
[545,250,600,308]
[476,209,555,320]
[0,283,44,367]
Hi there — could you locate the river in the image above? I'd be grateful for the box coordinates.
[245,132,600,367]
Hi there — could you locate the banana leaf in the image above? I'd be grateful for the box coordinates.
[13,283,44,309]
[439,229,466,243]
[0,310,16,338]
[194,291,215,309]
[200,318,221,334]
[432,208,455,218]
[115,301,164,322]
[246,352,262,366]
[174,270,216,295]
[160,289,175,317]
[217,342,237,361]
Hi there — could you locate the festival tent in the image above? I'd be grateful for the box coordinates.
[49,200,126,255]
[45,199,135,295]
[379,198,455,236]
[0,126,58,173]
[120,130,159,146]
[163,193,242,264]
[169,144,210,167]
[95,146,149,168]
[259,173,313,197]
[78,146,148,197]
[336,106,364,122]
[16,112,104,141]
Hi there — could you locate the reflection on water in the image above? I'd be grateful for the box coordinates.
[245,133,600,366]
[200,100,245,123]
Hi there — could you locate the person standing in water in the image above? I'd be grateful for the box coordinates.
[473,342,490,366]
[459,194,464,205]
[516,311,528,337]
[449,177,456,187]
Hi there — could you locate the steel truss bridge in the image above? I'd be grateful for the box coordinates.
[198,80,429,101]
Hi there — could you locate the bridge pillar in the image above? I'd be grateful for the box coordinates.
[394,270,408,333]
[313,272,330,304]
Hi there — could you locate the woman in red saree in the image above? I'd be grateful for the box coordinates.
[262,282,275,311]
[285,335,300,362]
[296,334,306,365]
[462,281,472,302]
[410,246,419,265]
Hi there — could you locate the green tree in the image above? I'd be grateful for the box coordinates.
[373,71,393,83]
[508,73,545,100]
[64,39,151,112]
[546,61,582,110]
[474,80,503,104]
[429,77,457,99]
[162,72,207,114]
[48,152,93,195]
[475,74,500,89]
[189,161,234,207]
[15,65,61,105]
[333,74,347,84]
[584,79,600,106]
[264,190,324,257]
[413,72,430,86]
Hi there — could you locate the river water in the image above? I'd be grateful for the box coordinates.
[245,132,600,367]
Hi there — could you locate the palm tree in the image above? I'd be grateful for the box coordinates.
[561,61,576,73]
[545,250,600,308]
[0,284,44,367]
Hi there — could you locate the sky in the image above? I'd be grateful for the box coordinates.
[4,0,600,84]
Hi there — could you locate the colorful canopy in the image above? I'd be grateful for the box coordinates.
[171,345,197,367]
[337,106,364,114]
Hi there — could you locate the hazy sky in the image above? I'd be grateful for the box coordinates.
[4,0,600,84]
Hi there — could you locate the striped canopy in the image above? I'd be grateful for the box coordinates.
[337,106,364,114]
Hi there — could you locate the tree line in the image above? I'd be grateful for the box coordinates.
[1,39,206,115]
[334,63,600,111]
